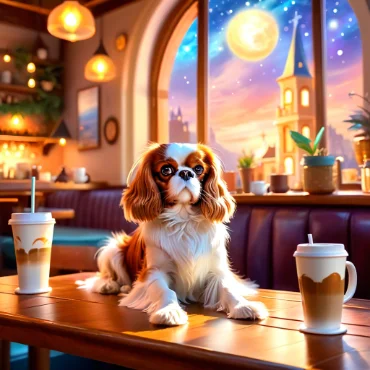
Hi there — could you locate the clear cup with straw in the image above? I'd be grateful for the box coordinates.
[8,177,55,294]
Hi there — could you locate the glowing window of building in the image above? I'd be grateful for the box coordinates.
[284,89,293,106]
[302,125,310,139]
[284,157,294,175]
[301,88,309,107]
[284,126,294,152]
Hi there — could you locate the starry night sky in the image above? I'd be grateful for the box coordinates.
[169,0,362,168]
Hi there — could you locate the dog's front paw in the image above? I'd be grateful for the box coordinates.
[93,278,121,294]
[228,300,269,320]
[149,303,188,326]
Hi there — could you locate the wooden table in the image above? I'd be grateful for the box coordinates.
[0,273,369,370]
[24,207,75,220]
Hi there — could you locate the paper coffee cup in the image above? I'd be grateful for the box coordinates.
[9,213,55,294]
[294,243,357,335]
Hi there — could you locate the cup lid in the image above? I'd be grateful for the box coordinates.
[9,212,55,225]
[294,243,348,257]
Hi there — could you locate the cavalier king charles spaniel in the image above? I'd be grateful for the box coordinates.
[89,143,268,326]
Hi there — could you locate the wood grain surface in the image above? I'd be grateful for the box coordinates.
[0,273,368,370]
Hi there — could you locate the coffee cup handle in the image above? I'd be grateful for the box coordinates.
[343,261,357,303]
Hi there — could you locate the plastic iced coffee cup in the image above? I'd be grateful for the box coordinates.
[9,212,55,294]
[294,242,357,335]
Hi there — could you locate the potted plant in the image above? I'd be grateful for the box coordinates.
[290,127,335,194]
[238,151,254,193]
[344,92,370,166]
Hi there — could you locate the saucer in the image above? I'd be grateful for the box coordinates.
[15,287,52,295]
[299,324,347,335]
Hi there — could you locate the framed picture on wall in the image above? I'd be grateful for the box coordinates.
[77,86,100,150]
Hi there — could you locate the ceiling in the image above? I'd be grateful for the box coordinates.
[0,0,138,32]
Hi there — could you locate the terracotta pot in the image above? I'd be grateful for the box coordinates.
[270,174,289,193]
[303,156,335,195]
[239,167,253,193]
[222,171,237,192]
[353,137,370,166]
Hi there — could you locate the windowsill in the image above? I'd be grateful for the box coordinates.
[233,190,370,207]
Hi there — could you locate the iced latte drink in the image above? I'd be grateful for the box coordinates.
[9,212,55,294]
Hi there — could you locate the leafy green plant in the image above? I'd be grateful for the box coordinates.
[0,47,63,123]
[344,92,370,137]
[290,127,325,156]
[238,151,254,168]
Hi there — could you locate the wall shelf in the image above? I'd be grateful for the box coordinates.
[0,83,37,96]
[0,135,59,144]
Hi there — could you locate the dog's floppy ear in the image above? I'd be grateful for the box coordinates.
[121,144,163,223]
[198,144,235,223]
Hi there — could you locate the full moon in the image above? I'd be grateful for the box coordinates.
[226,9,279,62]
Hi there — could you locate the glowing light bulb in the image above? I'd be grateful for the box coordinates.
[27,62,36,73]
[59,138,67,146]
[15,151,21,158]
[28,78,36,88]
[92,59,107,78]
[11,115,21,126]
[19,144,25,151]
[5,150,10,157]
[62,8,81,33]
[30,152,36,159]
[3,54,11,63]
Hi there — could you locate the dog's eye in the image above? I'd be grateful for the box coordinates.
[193,165,204,175]
[161,165,174,176]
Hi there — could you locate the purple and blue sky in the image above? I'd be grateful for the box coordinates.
[169,0,362,169]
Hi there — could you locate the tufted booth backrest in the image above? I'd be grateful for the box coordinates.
[228,205,370,299]
[45,190,370,299]
[45,189,137,234]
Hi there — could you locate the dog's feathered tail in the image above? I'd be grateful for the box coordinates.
[83,229,146,293]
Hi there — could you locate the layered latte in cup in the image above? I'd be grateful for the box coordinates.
[9,213,55,294]
[294,243,357,335]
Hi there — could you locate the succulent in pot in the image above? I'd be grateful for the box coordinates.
[344,92,370,166]
[290,127,335,194]
[238,151,254,193]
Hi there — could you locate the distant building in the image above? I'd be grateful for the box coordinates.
[274,11,316,186]
[169,107,190,143]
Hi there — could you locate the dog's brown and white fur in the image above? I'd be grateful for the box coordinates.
[88,143,268,326]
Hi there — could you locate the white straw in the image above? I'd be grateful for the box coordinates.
[31,176,36,213]
[308,234,313,245]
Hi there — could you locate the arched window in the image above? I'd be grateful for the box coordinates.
[302,125,311,139]
[284,157,294,175]
[284,89,293,106]
[301,88,309,107]
[152,0,363,181]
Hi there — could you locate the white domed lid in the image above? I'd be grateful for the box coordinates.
[9,212,55,225]
[294,243,348,258]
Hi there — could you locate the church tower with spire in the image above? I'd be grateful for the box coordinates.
[275,11,316,185]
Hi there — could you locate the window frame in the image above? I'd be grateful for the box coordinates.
[151,0,329,146]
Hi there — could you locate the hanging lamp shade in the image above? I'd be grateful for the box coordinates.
[47,1,95,42]
[84,41,116,82]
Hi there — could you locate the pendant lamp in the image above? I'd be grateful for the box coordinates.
[47,1,95,42]
[84,17,116,82]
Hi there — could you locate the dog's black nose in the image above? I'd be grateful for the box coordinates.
[178,170,194,181]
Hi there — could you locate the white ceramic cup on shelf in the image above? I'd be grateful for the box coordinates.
[250,181,269,195]
[294,242,357,335]
[73,167,88,184]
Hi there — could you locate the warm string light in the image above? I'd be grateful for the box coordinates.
[28,78,36,88]
[3,54,11,63]
[27,62,36,73]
